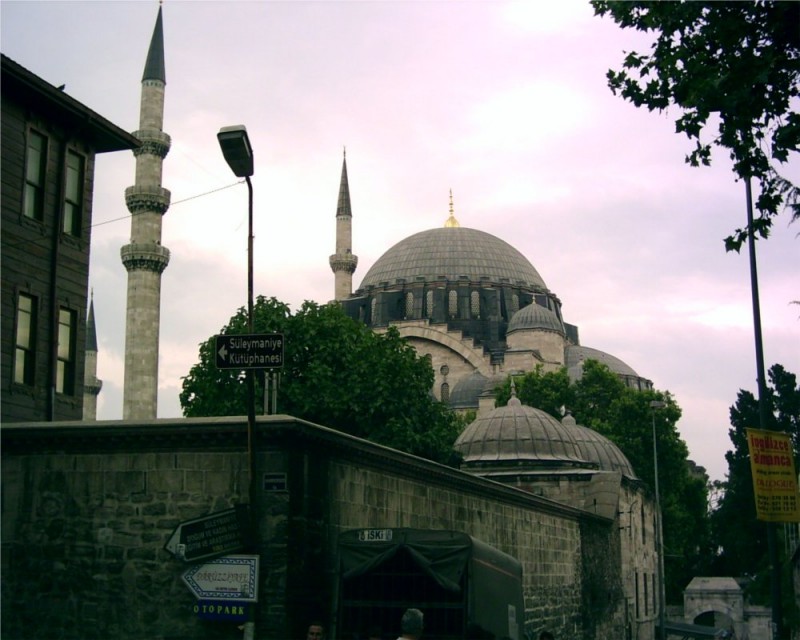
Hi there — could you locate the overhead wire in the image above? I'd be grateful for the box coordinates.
[4,179,245,251]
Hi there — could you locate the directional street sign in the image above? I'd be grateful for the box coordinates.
[215,333,284,370]
[164,506,249,563]
[182,554,260,602]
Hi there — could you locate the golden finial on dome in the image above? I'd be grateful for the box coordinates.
[444,189,460,227]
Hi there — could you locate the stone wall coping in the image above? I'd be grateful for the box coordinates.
[2,414,604,523]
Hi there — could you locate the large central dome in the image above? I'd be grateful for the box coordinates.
[357,227,547,292]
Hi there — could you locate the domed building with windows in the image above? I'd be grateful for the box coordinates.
[330,171,652,413]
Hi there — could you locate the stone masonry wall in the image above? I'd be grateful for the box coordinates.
[2,417,622,640]
[1,449,248,640]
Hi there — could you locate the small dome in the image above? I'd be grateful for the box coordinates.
[449,370,488,410]
[562,414,637,479]
[565,345,640,379]
[507,303,565,335]
[481,372,509,398]
[454,396,589,467]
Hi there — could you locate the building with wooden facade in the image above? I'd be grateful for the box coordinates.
[1,54,139,422]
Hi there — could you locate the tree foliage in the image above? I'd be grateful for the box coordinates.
[180,297,462,465]
[710,364,800,611]
[592,1,800,250]
[495,360,710,602]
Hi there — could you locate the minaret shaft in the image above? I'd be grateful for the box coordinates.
[329,152,357,300]
[121,8,170,420]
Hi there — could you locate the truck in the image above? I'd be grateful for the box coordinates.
[334,528,525,640]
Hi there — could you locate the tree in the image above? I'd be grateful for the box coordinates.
[495,360,710,602]
[710,364,799,616]
[592,1,800,250]
[180,297,462,465]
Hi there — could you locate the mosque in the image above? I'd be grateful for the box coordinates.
[328,155,653,415]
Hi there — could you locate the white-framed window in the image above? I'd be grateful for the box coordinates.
[56,307,77,394]
[63,150,85,236]
[14,293,37,385]
[24,130,47,221]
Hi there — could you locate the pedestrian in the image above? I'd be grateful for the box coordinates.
[307,621,325,640]
[397,608,424,640]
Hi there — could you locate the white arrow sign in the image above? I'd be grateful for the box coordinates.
[182,554,259,602]
[217,343,228,362]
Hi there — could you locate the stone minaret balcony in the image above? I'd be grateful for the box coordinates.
[131,129,171,159]
[120,243,171,274]
[124,185,171,215]
[329,251,358,275]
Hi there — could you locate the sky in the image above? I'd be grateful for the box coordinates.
[2,0,798,483]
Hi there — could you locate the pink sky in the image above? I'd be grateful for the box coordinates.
[3,0,798,482]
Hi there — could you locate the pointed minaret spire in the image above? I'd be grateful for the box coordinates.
[82,293,103,420]
[121,6,171,420]
[444,189,460,227]
[142,6,166,84]
[329,149,358,301]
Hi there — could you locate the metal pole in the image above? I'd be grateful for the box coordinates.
[651,400,666,640]
[243,175,256,640]
[745,177,783,640]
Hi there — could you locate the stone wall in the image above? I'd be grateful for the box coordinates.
[2,416,627,640]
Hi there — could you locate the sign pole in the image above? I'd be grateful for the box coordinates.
[244,175,257,640]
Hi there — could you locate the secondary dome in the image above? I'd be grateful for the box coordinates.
[565,345,639,378]
[357,227,547,292]
[507,303,565,335]
[454,396,588,467]
[449,370,488,410]
[562,414,637,479]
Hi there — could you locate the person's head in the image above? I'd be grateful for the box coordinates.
[539,632,554,640]
[307,622,325,640]
[400,608,424,638]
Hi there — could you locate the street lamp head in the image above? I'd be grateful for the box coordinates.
[217,125,253,177]
[650,400,666,409]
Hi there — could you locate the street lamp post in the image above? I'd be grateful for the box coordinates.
[650,399,666,640]
[217,125,257,640]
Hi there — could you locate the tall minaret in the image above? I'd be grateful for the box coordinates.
[121,6,171,420]
[329,150,358,301]
[82,294,102,420]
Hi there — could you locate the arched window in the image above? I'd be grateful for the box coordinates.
[511,294,519,314]
[440,382,450,404]
[448,290,458,317]
[370,297,377,321]
[425,290,433,318]
[405,292,414,318]
[470,291,480,318]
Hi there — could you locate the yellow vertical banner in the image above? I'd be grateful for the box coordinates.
[746,428,800,522]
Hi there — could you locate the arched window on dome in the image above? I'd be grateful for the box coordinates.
[470,291,480,318]
[448,290,458,317]
[440,382,450,403]
[425,290,433,318]
[511,294,519,314]
[370,298,377,322]
[405,292,414,318]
